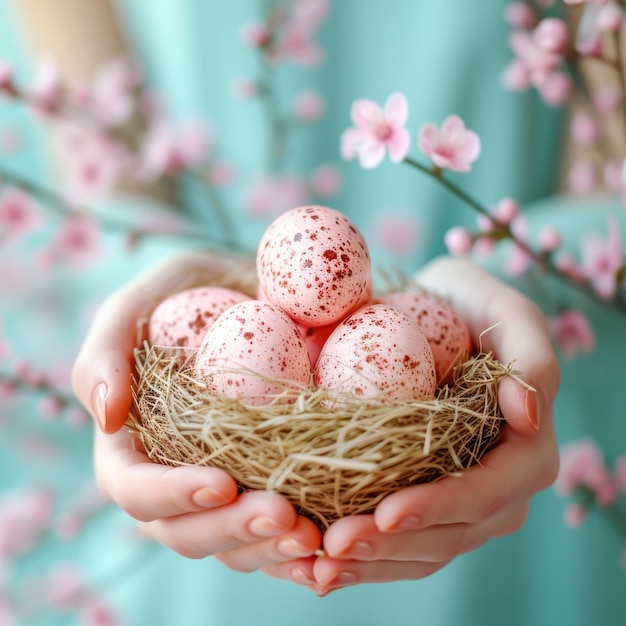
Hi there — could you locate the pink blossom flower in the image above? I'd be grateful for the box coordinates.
[444,227,474,256]
[244,175,308,218]
[592,85,621,114]
[293,90,324,121]
[0,187,43,242]
[504,3,538,28]
[507,30,562,86]
[272,21,323,67]
[568,161,596,194]
[88,56,141,126]
[139,120,211,179]
[555,251,587,283]
[563,502,587,527]
[48,218,103,267]
[538,70,572,106]
[45,562,85,610]
[534,18,570,54]
[28,55,63,114]
[570,111,599,146]
[310,164,341,197]
[504,215,533,276]
[548,308,595,358]
[493,197,520,224]
[556,439,617,504]
[597,2,624,31]
[580,217,623,299]
[538,226,562,253]
[370,211,419,257]
[341,92,411,169]
[0,489,54,558]
[418,115,481,172]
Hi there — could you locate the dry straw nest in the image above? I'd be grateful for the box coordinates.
[127,266,512,530]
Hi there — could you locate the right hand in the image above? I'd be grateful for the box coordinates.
[72,250,322,582]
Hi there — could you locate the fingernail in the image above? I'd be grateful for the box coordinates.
[92,383,108,431]
[326,571,358,589]
[248,516,286,537]
[341,540,373,559]
[386,515,422,532]
[290,566,315,586]
[277,537,314,558]
[191,487,231,508]
[525,388,540,433]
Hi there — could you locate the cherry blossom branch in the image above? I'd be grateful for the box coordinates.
[402,155,626,314]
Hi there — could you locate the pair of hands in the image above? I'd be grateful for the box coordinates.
[72,251,560,596]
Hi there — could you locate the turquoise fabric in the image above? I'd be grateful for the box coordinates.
[0,1,624,625]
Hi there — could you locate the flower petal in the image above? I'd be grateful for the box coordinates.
[387,127,411,162]
[417,124,441,156]
[358,141,386,169]
[351,99,385,130]
[384,92,409,128]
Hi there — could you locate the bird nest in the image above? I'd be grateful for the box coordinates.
[127,278,511,529]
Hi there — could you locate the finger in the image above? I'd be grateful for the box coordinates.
[139,490,298,560]
[94,428,238,521]
[324,501,529,563]
[215,515,322,573]
[72,250,246,433]
[416,257,560,435]
[373,423,558,532]
[262,556,319,588]
[313,555,449,593]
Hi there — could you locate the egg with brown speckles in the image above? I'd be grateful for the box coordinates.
[195,300,312,405]
[381,291,472,384]
[314,304,436,402]
[256,205,372,327]
[149,286,251,352]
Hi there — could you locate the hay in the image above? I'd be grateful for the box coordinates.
[128,341,510,529]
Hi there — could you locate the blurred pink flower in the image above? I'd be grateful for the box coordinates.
[504,215,533,276]
[370,211,419,257]
[207,160,236,188]
[538,70,572,106]
[580,217,623,299]
[548,308,595,358]
[444,226,474,256]
[534,18,570,54]
[293,90,324,121]
[0,321,10,359]
[418,115,481,172]
[563,502,587,527]
[231,77,259,100]
[570,111,599,146]
[0,187,43,242]
[272,21,323,67]
[139,120,211,179]
[341,92,410,169]
[48,218,103,266]
[504,3,538,28]
[310,164,341,197]
[538,226,562,253]
[240,21,270,47]
[88,56,141,126]
[28,55,63,114]
[244,175,308,218]
[592,85,621,114]
[80,597,121,626]
[0,489,54,559]
[568,161,596,194]
[45,562,85,610]
[556,439,617,505]
[596,3,624,31]
[554,251,587,283]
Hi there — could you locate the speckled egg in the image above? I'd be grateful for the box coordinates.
[314,304,436,402]
[195,300,312,405]
[149,286,251,351]
[381,291,472,384]
[256,205,372,327]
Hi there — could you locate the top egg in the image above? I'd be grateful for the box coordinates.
[256,206,372,326]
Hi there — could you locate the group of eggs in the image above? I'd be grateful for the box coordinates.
[149,206,472,406]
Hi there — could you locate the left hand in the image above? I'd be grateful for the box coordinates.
[262,257,560,594]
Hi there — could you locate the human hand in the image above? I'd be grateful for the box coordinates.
[262,257,560,594]
[72,250,322,574]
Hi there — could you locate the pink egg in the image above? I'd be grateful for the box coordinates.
[149,286,251,350]
[195,300,311,405]
[381,291,472,384]
[256,205,372,327]
[314,304,436,402]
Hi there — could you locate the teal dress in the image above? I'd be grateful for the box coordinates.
[0,2,624,625]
